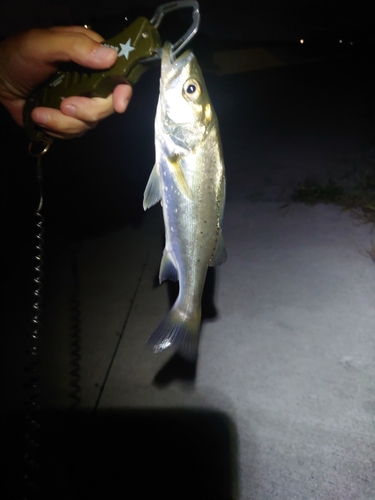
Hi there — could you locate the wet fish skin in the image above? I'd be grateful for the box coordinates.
[143,42,226,361]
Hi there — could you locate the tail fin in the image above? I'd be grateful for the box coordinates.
[147,305,201,361]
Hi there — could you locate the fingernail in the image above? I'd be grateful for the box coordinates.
[92,45,117,64]
[63,104,76,117]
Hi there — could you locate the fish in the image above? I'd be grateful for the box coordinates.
[143,42,226,361]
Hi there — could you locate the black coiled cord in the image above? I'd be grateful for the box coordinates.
[22,155,44,500]
[69,244,82,410]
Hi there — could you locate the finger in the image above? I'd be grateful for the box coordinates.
[60,84,133,121]
[31,106,95,139]
[112,84,133,113]
[60,94,115,122]
[48,26,104,43]
[21,29,118,70]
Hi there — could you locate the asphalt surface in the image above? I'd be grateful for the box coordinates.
[2,49,375,499]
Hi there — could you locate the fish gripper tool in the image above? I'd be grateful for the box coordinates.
[24,1,200,145]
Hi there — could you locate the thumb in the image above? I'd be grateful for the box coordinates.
[24,27,118,70]
[0,27,118,126]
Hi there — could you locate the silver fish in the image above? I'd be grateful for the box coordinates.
[143,42,226,361]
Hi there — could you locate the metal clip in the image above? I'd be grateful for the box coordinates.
[151,1,200,61]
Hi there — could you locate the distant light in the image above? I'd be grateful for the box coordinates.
[339,39,343,44]
[299,39,304,44]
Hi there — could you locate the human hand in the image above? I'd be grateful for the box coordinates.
[0,26,133,139]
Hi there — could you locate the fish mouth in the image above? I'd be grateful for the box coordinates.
[161,42,194,80]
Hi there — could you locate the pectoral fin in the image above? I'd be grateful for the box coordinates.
[143,164,162,210]
[167,155,192,200]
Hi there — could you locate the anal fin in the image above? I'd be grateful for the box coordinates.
[210,232,227,267]
[159,249,178,283]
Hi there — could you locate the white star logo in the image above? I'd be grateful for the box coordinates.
[118,39,135,60]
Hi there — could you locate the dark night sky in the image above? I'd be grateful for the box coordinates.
[0,0,374,43]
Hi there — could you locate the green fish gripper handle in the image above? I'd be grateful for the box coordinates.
[24,17,161,143]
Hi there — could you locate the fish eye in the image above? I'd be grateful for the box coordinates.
[183,79,201,100]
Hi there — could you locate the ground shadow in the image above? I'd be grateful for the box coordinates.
[153,352,197,386]
[2,408,238,500]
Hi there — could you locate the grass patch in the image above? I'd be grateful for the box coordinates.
[292,169,375,223]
